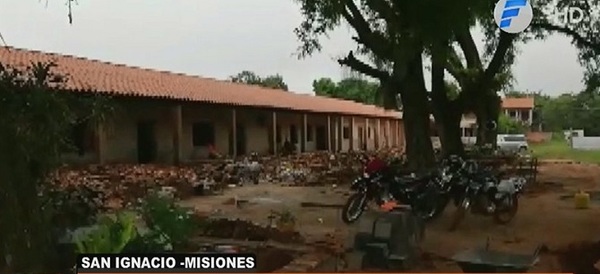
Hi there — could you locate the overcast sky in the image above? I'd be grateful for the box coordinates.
[0,0,586,96]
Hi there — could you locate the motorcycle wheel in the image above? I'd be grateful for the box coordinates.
[341,193,367,224]
[415,189,443,222]
[494,194,519,224]
[449,197,470,231]
[432,196,450,219]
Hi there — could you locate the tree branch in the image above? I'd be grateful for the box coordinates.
[341,1,395,60]
[455,29,483,69]
[483,31,515,81]
[338,51,391,81]
[530,22,600,53]
[445,48,467,88]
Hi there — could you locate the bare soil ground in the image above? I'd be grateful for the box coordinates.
[181,162,600,272]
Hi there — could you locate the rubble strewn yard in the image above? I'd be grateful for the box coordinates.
[51,153,600,272]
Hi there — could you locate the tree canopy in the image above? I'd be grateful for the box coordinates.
[229,70,289,91]
[293,0,600,165]
[312,77,380,105]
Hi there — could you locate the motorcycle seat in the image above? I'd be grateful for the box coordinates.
[396,171,433,184]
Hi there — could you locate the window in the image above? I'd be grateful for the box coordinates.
[343,127,350,139]
[67,120,93,156]
[368,127,372,138]
[306,125,313,142]
[192,122,215,147]
[358,127,364,140]
[504,136,526,142]
[290,125,298,144]
[508,111,517,118]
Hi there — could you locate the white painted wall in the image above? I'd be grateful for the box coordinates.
[571,137,600,150]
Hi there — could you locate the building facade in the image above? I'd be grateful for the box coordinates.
[1,47,404,164]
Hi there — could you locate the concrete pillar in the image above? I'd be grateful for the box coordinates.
[172,105,183,164]
[301,113,307,153]
[272,111,277,155]
[326,115,332,152]
[529,109,533,125]
[231,108,237,157]
[95,123,106,164]
[350,116,355,151]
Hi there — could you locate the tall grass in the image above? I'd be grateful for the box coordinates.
[531,140,600,164]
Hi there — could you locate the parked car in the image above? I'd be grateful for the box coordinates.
[497,134,529,153]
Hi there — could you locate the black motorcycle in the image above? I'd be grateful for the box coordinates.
[448,159,526,230]
[341,155,442,224]
[427,155,467,218]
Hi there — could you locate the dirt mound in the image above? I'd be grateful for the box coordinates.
[555,241,600,274]
[199,218,305,244]
[254,247,296,272]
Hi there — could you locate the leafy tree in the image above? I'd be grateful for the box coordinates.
[535,91,600,136]
[498,113,525,134]
[229,70,289,91]
[293,0,600,166]
[312,77,380,105]
[0,62,112,274]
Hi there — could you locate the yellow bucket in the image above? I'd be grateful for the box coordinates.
[574,190,590,209]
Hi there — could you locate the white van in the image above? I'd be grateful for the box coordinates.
[497,134,529,153]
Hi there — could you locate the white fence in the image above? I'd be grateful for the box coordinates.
[571,136,600,150]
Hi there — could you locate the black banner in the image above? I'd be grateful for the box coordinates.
[77,253,257,273]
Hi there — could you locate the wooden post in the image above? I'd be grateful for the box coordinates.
[301,114,307,153]
[272,111,278,155]
[386,120,391,147]
[365,118,370,151]
[376,119,381,149]
[327,115,332,152]
[172,105,183,164]
[95,123,106,164]
[232,108,237,157]
[396,120,401,147]
[350,116,355,151]
[338,116,344,152]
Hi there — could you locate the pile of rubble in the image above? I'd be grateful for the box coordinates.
[47,164,200,207]
[47,149,402,204]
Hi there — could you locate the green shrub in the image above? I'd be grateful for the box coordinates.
[74,211,138,254]
[137,193,197,250]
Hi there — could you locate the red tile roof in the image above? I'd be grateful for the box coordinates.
[502,97,535,109]
[0,47,400,119]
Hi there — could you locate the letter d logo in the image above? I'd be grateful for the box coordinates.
[493,0,533,33]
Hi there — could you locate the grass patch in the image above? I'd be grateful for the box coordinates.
[531,140,600,164]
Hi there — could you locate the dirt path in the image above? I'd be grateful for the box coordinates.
[181,162,600,272]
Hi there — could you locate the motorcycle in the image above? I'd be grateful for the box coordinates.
[427,155,467,218]
[448,159,526,230]
[341,154,443,224]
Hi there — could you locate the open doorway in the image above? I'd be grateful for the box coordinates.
[137,121,157,163]
[315,126,327,150]
[229,124,247,155]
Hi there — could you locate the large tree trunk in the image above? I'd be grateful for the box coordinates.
[395,56,436,170]
[434,107,464,156]
[475,92,501,146]
[430,40,464,157]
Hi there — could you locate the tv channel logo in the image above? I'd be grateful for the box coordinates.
[493,0,533,33]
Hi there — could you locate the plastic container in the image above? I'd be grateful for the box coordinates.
[574,190,590,209]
